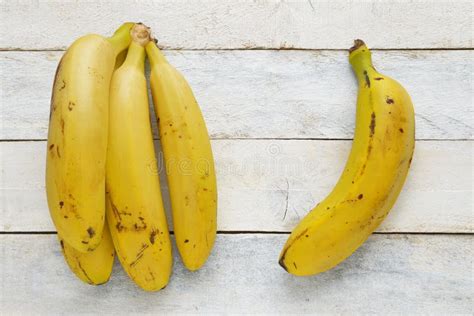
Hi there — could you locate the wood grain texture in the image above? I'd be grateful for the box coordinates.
[1,0,472,50]
[1,140,471,233]
[1,2,472,312]
[1,50,472,140]
[1,234,472,314]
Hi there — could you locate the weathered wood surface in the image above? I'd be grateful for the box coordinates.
[1,2,472,312]
[1,0,472,50]
[1,140,471,233]
[1,234,471,314]
[1,50,472,140]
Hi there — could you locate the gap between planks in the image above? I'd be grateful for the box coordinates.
[1,138,473,142]
[0,48,473,52]
[1,231,472,235]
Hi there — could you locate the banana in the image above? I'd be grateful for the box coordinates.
[146,40,217,271]
[46,23,133,252]
[55,40,127,285]
[58,222,115,285]
[106,24,172,291]
[279,40,415,276]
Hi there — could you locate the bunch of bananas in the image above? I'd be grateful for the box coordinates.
[46,23,217,291]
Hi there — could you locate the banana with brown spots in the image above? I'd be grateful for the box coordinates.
[146,38,217,271]
[106,24,172,291]
[279,40,415,276]
[58,222,115,285]
[46,23,133,252]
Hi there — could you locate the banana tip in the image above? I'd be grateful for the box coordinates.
[278,257,289,272]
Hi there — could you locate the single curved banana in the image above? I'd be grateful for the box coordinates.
[106,24,172,291]
[58,222,115,285]
[279,40,415,276]
[146,40,217,271]
[46,23,133,252]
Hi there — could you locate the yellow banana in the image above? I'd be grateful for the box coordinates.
[146,40,217,271]
[55,31,126,286]
[279,40,415,276]
[106,24,172,291]
[46,23,133,252]
[58,222,115,285]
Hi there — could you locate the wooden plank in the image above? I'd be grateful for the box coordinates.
[0,234,472,314]
[1,140,471,233]
[1,50,472,140]
[1,1,472,50]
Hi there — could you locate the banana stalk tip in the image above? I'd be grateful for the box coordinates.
[131,23,152,46]
[349,39,366,53]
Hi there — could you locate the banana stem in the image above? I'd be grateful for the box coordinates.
[107,22,134,57]
[349,39,377,83]
[145,41,168,66]
[122,41,146,71]
[120,23,151,70]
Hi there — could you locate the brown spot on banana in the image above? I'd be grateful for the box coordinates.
[86,227,95,238]
[133,217,147,231]
[369,112,376,136]
[130,244,149,268]
[363,70,370,88]
[60,118,65,134]
[77,260,94,285]
[108,197,122,221]
[149,229,158,244]
[116,222,125,232]
[147,269,156,281]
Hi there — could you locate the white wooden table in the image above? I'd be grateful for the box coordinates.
[1,1,472,314]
